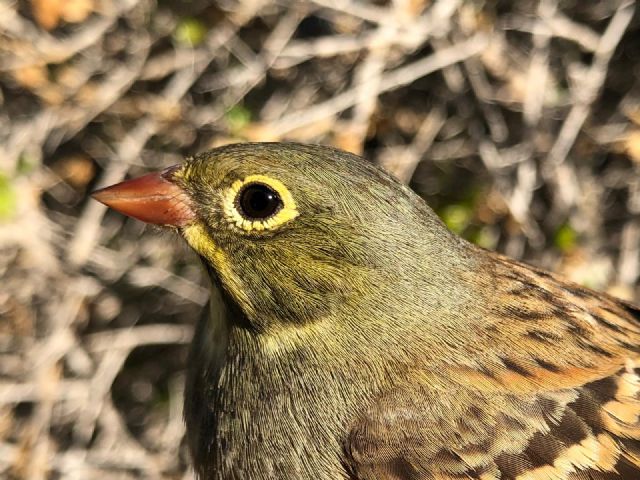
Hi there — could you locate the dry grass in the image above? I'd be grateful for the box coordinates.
[1,0,639,478]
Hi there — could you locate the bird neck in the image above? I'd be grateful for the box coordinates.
[185,235,487,478]
[186,282,364,479]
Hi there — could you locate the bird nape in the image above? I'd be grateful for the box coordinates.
[93,142,640,480]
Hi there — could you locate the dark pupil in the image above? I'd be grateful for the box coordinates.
[238,183,282,219]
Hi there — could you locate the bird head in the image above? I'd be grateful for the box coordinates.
[93,143,466,334]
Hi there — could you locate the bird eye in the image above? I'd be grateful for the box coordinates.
[237,183,283,220]
[224,175,298,232]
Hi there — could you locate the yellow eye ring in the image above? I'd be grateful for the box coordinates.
[222,175,299,232]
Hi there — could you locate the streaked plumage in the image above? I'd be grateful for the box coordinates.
[93,143,640,480]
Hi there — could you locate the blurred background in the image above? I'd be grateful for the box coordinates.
[1,0,640,478]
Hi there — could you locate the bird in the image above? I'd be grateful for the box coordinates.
[93,142,640,480]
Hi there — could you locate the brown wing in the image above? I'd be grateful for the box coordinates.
[344,255,640,480]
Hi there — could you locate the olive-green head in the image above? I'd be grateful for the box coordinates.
[93,142,463,332]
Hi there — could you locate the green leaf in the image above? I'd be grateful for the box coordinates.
[0,174,17,221]
[173,18,207,47]
[470,226,497,249]
[554,223,577,253]
[225,105,252,133]
[440,204,472,235]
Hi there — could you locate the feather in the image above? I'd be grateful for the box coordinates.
[345,253,640,480]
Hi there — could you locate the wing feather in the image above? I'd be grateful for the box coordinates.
[344,254,640,480]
